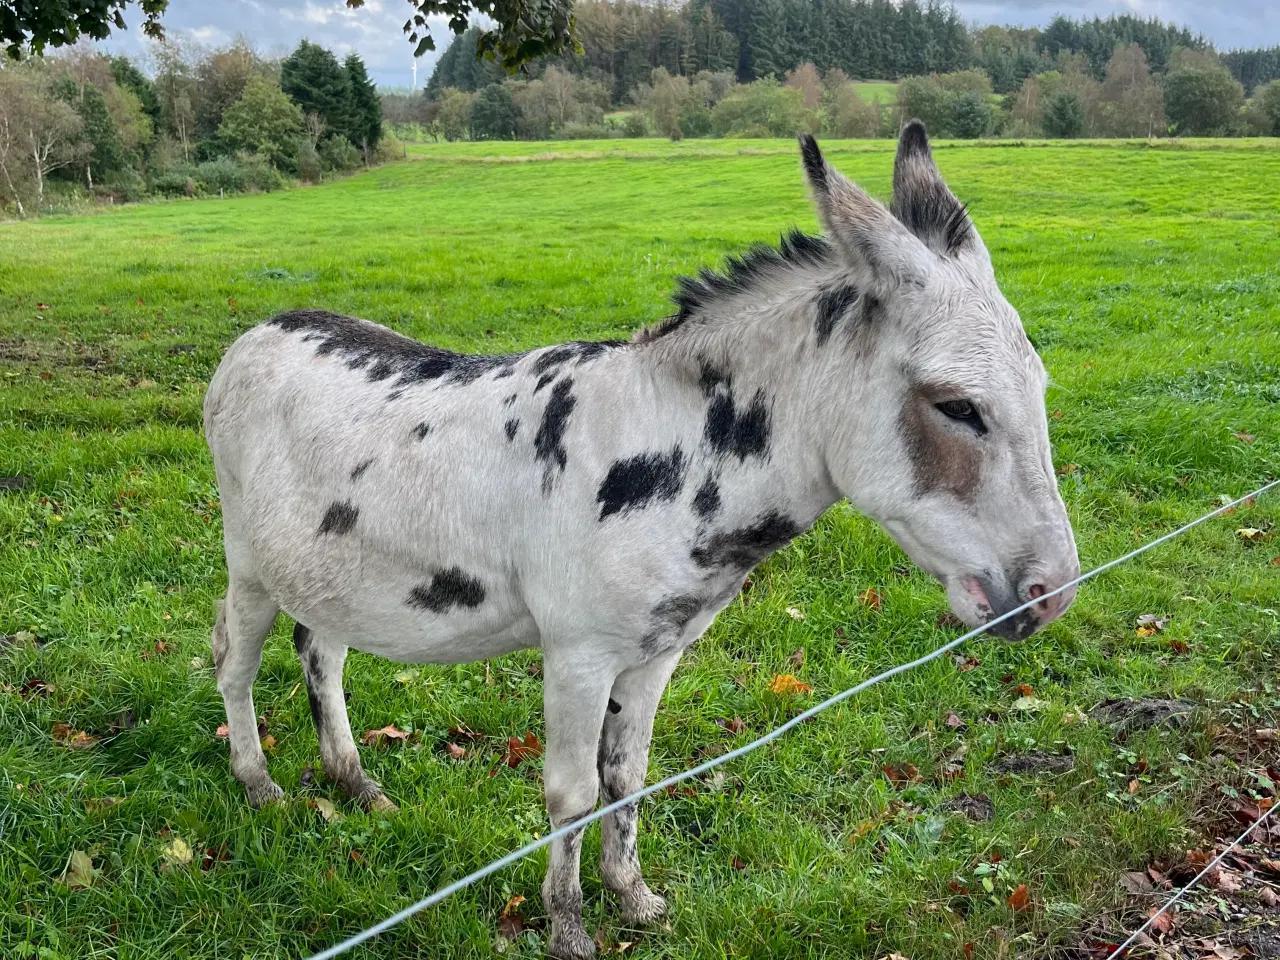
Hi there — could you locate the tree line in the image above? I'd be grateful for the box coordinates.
[384,6,1280,144]
[0,38,391,219]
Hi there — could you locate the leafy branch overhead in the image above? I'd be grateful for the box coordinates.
[2,0,579,70]
[348,0,579,68]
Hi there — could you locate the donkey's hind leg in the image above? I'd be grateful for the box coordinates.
[212,575,282,807]
[598,650,681,925]
[293,624,397,812]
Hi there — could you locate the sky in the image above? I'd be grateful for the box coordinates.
[93,0,1279,90]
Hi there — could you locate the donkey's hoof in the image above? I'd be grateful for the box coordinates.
[546,927,596,960]
[619,884,667,925]
[365,793,399,814]
[245,778,285,808]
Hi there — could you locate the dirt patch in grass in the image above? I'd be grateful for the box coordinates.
[1095,698,1197,732]
[990,752,1075,775]
[941,793,994,821]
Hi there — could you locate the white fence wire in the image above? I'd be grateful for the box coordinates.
[307,476,1280,960]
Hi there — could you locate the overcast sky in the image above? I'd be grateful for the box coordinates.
[94,0,1278,90]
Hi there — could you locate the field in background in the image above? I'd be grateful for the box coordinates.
[2,139,1279,959]
[852,80,897,104]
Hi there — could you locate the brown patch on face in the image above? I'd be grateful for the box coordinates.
[897,391,982,501]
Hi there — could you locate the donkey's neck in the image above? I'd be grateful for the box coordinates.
[635,247,857,536]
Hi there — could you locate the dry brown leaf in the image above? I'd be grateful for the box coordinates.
[59,850,96,889]
[1007,884,1030,912]
[159,836,194,872]
[501,894,526,918]
[1216,870,1242,893]
[260,734,278,754]
[859,588,883,610]
[944,711,965,730]
[1233,432,1256,444]
[1259,886,1278,907]
[769,674,812,696]
[309,798,342,823]
[1237,527,1266,542]
[882,763,921,787]
[361,725,412,747]
[1147,908,1173,936]
[1122,871,1153,894]
[444,742,466,760]
[716,716,746,735]
[1014,683,1035,697]
[1128,779,1140,796]
[503,731,543,768]
[215,723,229,738]
[953,654,980,672]
[52,723,98,750]
[789,647,806,667]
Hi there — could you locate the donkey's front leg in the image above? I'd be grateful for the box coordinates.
[541,651,614,960]
[598,650,680,925]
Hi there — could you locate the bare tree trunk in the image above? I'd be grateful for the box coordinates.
[0,159,24,218]
[87,162,93,193]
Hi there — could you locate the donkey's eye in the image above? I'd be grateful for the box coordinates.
[936,400,985,432]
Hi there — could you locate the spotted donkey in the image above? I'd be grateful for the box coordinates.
[204,123,1079,958]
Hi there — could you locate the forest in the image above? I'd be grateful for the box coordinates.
[0,38,390,218]
[385,4,1280,143]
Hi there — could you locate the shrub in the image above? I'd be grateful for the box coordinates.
[1258,80,1280,136]
[827,84,879,137]
[295,141,323,183]
[1164,67,1246,135]
[1042,89,1085,138]
[375,132,406,163]
[952,91,993,138]
[711,80,810,138]
[471,83,519,140]
[97,167,147,203]
[561,122,612,140]
[152,170,197,196]
[218,76,304,169]
[237,153,286,192]
[195,157,247,195]
[622,112,648,137]
[319,135,361,171]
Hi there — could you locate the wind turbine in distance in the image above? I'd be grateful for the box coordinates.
[412,58,418,91]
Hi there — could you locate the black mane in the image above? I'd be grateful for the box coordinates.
[637,229,832,343]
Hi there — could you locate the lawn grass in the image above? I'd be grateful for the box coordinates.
[852,80,897,104]
[2,138,1279,960]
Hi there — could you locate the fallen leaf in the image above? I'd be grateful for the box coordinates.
[944,711,965,730]
[215,723,229,738]
[731,857,747,870]
[876,954,911,960]
[1147,908,1173,936]
[882,763,921,787]
[1237,528,1266,542]
[859,588,883,610]
[59,850,96,888]
[444,742,466,760]
[448,725,484,743]
[36,302,49,310]
[503,731,543,768]
[309,798,342,823]
[1259,886,1278,907]
[789,647,805,667]
[52,723,98,749]
[1128,779,1140,795]
[1216,870,1242,893]
[1169,639,1189,655]
[20,677,54,698]
[1051,409,1064,420]
[769,674,812,696]
[260,734,278,754]
[1007,884,1030,912]
[785,606,805,621]
[393,669,418,684]
[716,716,746,735]
[1014,683,1035,697]
[1271,557,1280,567]
[1122,871,1153,894]
[200,844,230,871]
[84,796,122,814]
[953,654,980,672]
[361,725,413,747]
[495,913,525,943]
[1234,432,1255,444]
[1057,463,1078,475]
[501,894,526,918]
[160,836,194,872]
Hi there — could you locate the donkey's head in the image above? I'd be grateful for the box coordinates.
[801,124,1077,639]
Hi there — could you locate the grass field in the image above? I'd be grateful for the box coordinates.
[2,138,1279,960]
[852,80,897,104]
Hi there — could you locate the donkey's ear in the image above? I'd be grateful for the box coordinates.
[799,134,931,294]
[891,120,982,260]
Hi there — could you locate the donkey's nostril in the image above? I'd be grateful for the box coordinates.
[1028,584,1046,600]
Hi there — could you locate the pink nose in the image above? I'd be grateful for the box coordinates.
[1025,581,1076,624]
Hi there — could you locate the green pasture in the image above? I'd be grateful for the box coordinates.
[1,138,1279,959]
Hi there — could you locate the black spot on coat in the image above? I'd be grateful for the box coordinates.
[640,595,703,654]
[504,418,519,441]
[705,388,770,461]
[413,422,430,441]
[534,377,576,492]
[293,623,327,739]
[691,511,800,569]
[534,371,557,393]
[692,475,721,520]
[814,283,861,346]
[607,698,622,715]
[349,458,374,481]
[270,310,516,388]
[596,446,687,520]
[503,393,518,407]
[407,568,486,613]
[317,500,358,536]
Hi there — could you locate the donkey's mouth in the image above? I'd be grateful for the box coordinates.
[961,575,1041,642]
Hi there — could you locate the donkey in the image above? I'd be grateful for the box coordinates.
[204,123,1078,959]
